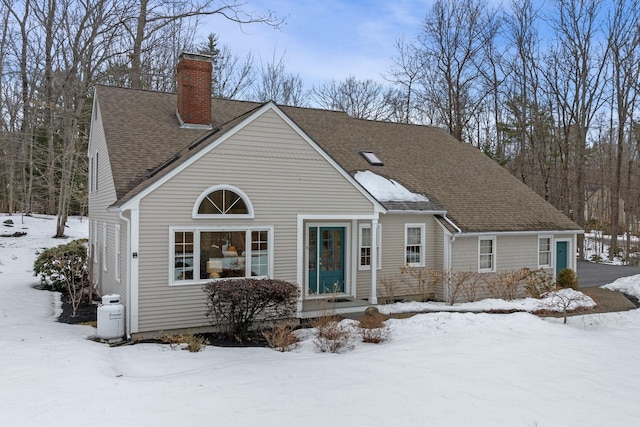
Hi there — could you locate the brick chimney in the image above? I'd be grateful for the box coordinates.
[176,52,213,128]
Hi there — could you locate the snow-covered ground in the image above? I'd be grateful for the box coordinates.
[1,215,639,426]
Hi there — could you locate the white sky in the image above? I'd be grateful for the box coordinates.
[1,214,640,425]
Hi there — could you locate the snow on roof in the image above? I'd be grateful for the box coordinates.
[354,170,428,202]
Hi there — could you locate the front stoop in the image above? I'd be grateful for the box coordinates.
[301,298,372,319]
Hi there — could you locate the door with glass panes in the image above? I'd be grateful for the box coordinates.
[308,226,345,295]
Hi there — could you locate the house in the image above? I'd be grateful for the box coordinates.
[88,53,582,338]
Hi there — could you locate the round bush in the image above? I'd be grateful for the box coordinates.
[33,239,88,293]
[556,268,578,290]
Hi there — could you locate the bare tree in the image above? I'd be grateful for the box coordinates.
[384,36,424,124]
[312,76,391,120]
[123,0,282,90]
[605,0,640,258]
[543,0,608,258]
[197,32,255,100]
[252,51,307,106]
[416,0,495,143]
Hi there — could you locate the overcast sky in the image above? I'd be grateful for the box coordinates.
[203,0,430,89]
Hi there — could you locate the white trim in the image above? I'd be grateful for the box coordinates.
[192,184,255,219]
[102,223,107,271]
[404,223,426,267]
[537,235,552,269]
[130,208,140,334]
[478,235,496,273]
[168,225,275,286]
[386,210,447,215]
[304,222,352,299]
[370,215,379,304]
[554,237,574,277]
[119,102,386,213]
[458,229,583,237]
[114,224,121,282]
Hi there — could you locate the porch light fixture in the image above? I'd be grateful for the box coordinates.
[360,150,383,166]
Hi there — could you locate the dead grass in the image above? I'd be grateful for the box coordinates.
[262,325,300,352]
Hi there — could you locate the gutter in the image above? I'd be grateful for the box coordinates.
[442,214,462,235]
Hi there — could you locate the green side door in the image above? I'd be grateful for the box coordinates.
[555,241,567,278]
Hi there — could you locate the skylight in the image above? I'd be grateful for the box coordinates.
[360,150,384,166]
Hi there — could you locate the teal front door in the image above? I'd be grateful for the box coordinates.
[556,241,567,278]
[308,226,345,295]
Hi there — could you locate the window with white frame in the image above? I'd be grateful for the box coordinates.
[171,227,272,284]
[102,223,107,271]
[359,223,381,270]
[479,237,496,272]
[538,236,551,268]
[114,224,121,282]
[405,224,425,267]
[193,185,253,218]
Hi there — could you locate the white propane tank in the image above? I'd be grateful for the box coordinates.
[97,294,125,342]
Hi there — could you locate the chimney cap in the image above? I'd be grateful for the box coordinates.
[179,52,213,62]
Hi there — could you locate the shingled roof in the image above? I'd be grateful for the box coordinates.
[95,85,581,234]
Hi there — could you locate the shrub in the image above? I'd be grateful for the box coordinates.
[162,331,208,352]
[262,325,300,352]
[445,271,478,305]
[203,278,299,342]
[400,266,439,301]
[524,269,556,299]
[556,268,578,290]
[312,315,356,353]
[358,311,390,344]
[33,239,89,317]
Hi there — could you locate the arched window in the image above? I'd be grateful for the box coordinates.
[193,185,254,218]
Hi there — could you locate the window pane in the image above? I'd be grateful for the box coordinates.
[407,227,421,245]
[174,231,194,280]
[361,227,371,247]
[360,227,371,267]
[480,239,492,254]
[251,230,269,276]
[197,189,248,215]
[479,239,494,270]
[539,238,551,266]
[200,231,246,279]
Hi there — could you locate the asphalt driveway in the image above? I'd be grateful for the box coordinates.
[576,260,640,288]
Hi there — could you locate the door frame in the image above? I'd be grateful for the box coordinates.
[554,237,573,278]
[305,222,352,299]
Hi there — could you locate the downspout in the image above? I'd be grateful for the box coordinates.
[118,210,132,339]
[442,214,460,304]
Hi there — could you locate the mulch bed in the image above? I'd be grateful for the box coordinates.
[58,297,98,325]
[197,331,269,347]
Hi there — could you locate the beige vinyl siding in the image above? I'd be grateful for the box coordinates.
[449,233,578,302]
[355,214,444,302]
[451,234,553,273]
[88,98,127,301]
[136,109,376,332]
